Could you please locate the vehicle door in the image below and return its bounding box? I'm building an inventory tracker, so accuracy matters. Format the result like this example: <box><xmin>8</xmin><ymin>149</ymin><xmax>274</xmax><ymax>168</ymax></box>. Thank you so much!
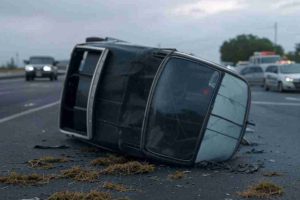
<box><xmin>269</xmin><ymin>66</ymin><xmax>279</xmax><ymax>87</ymax></box>
<box><xmin>253</xmin><ymin>67</ymin><xmax>264</xmax><ymax>85</ymax></box>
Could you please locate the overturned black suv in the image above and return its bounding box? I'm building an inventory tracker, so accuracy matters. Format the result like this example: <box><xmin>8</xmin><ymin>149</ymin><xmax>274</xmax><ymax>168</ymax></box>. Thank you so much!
<box><xmin>60</xmin><ymin>37</ymin><xmax>251</xmax><ymax>166</ymax></box>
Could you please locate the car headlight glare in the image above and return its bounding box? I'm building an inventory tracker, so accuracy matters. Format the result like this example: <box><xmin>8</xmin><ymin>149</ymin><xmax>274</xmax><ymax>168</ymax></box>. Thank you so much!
<box><xmin>285</xmin><ymin>77</ymin><xmax>294</xmax><ymax>82</ymax></box>
<box><xmin>43</xmin><ymin>65</ymin><xmax>52</xmax><ymax>71</ymax></box>
<box><xmin>25</xmin><ymin>65</ymin><xmax>34</xmax><ymax>71</ymax></box>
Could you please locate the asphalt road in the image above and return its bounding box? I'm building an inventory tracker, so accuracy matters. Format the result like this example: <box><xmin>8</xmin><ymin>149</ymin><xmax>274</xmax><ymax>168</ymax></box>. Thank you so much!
<box><xmin>0</xmin><ymin>80</ymin><xmax>300</xmax><ymax>200</ymax></box>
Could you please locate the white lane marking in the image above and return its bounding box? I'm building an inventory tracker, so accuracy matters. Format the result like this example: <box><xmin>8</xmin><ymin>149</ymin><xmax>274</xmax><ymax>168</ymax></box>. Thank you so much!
<box><xmin>24</xmin><ymin>102</ymin><xmax>35</xmax><ymax>107</ymax></box>
<box><xmin>0</xmin><ymin>101</ymin><xmax>60</xmax><ymax>124</ymax></box>
<box><xmin>252</xmin><ymin>101</ymin><xmax>300</xmax><ymax>106</ymax></box>
<box><xmin>286</xmin><ymin>97</ymin><xmax>300</xmax><ymax>102</ymax></box>
<box><xmin>0</xmin><ymin>91</ymin><xmax>12</xmax><ymax>95</ymax></box>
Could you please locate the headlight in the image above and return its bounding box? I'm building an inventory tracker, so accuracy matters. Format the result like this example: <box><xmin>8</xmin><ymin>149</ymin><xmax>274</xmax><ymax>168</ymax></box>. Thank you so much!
<box><xmin>285</xmin><ymin>77</ymin><xmax>294</xmax><ymax>82</ymax></box>
<box><xmin>43</xmin><ymin>65</ymin><xmax>52</xmax><ymax>71</ymax></box>
<box><xmin>25</xmin><ymin>65</ymin><xmax>34</xmax><ymax>71</ymax></box>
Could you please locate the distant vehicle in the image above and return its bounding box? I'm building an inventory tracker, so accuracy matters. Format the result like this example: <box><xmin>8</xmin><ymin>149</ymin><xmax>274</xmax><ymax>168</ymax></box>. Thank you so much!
<box><xmin>249</xmin><ymin>51</ymin><xmax>281</xmax><ymax>71</ymax></box>
<box><xmin>240</xmin><ymin>66</ymin><xmax>264</xmax><ymax>86</ymax></box>
<box><xmin>264</xmin><ymin>64</ymin><xmax>300</xmax><ymax>92</ymax></box>
<box><xmin>59</xmin><ymin>37</ymin><xmax>251</xmax><ymax>166</ymax></box>
<box><xmin>24</xmin><ymin>56</ymin><xmax>58</xmax><ymax>81</ymax></box>
<box><xmin>235</xmin><ymin>61</ymin><xmax>249</xmax><ymax>73</ymax></box>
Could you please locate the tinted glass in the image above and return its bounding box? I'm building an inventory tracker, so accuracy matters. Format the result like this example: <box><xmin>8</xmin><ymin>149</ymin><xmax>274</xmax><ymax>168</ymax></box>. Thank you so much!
<box><xmin>253</xmin><ymin>67</ymin><xmax>263</xmax><ymax>73</ymax></box>
<box><xmin>280</xmin><ymin>64</ymin><xmax>300</xmax><ymax>74</ymax></box>
<box><xmin>145</xmin><ymin>58</ymin><xmax>220</xmax><ymax>161</ymax></box>
<box><xmin>29</xmin><ymin>57</ymin><xmax>54</xmax><ymax>64</ymax></box>
<box><xmin>261</xmin><ymin>56</ymin><xmax>280</xmax><ymax>64</ymax></box>
<box><xmin>196</xmin><ymin>74</ymin><xmax>248</xmax><ymax>162</ymax></box>
<box><xmin>79</xmin><ymin>51</ymin><xmax>101</xmax><ymax>75</ymax></box>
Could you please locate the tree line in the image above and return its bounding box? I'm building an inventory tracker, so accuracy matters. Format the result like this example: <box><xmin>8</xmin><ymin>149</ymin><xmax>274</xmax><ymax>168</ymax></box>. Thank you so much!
<box><xmin>220</xmin><ymin>34</ymin><xmax>300</xmax><ymax>65</ymax></box>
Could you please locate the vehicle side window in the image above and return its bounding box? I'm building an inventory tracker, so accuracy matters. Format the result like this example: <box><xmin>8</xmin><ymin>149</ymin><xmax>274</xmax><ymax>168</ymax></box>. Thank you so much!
<box><xmin>240</xmin><ymin>68</ymin><xmax>249</xmax><ymax>75</ymax></box>
<box><xmin>266</xmin><ymin>66</ymin><xmax>274</xmax><ymax>73</ymax></box>
<box><xmin>254</xmin><ymin>67</ymin><xmax>263</xmax><ymax>73</ymax></box>
<box><xmin>273</xmin><ymin>66</ymin><xmax>278</xmax><ymax>74</ymax></box>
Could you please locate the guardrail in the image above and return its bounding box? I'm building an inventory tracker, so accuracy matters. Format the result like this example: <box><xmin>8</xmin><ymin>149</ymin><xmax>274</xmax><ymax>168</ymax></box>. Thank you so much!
<box><xmin>0</xmin><ymin>70</ymin><xmax>66</xmax><ymax>80</ymax></box>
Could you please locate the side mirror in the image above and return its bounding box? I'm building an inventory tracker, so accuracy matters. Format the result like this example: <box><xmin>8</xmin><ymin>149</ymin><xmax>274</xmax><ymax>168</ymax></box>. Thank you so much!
<box><xmin>24</xmin><ymin>60</ymin><xmax>29</xmax><ymax>64</ymax></box>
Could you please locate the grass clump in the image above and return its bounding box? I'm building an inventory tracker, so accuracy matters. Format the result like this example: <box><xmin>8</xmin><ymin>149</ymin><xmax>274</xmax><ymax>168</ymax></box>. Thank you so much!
<box><xmin>0</xmin><ymin>172</ymin><xmax>55</xmax><ymax>186</ymax></box>
<box><xmin>168</xmin><ymin>171</ymin><xmax>186</xmax><ymax>180</ymax></box>
<box><xmin>101</xmin><ymin>161</ymin><xmax>155</xmax><ymax>175</ymax></box>
<box><xmin>48</xmin><ymin>190</ymin><xmax>112</xmax><ymax>200</ymax></box>
<box><xmin>60</xmin><ymin>166</ymin><xmax>99</xmax><ymax>182</ymax></box>
<box><xmin>238</xmin><ymin>181</ymin><xmax>283</xmax><ymax>198</ymax></box>
<box><xmin>91</xmin><ymin>154</ymin><xmax>128</xmax><ymax>166</ymax></box>
<box><xmin>263</xmin><ymin>172</ymin><xmax>282</xmax><ymax>177</ymax></box>
<box><xmin>28</xmin><ymin>156</ymin><xmax>69</xmax><ymax>169</ymax></box>
<box><xmin>103</xmin><ymin>182</ymin><xmax>128</xmax><ymax>192</ymax></box>
<box><xmin>80</xmin><ymin>147</ymin><xmax>100</xmax><ymax>153</ymax></box>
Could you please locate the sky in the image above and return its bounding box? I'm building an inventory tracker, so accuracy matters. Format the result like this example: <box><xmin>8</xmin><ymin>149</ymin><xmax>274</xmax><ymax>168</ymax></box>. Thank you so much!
<box><xmin>1</xmin><ymin>0</ymin><xmax>300</xmax><ymax>66</ymax></box>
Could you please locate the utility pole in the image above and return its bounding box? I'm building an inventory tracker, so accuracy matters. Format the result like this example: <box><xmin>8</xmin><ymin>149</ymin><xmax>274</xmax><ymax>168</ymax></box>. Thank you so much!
<box><xmin>274</xmin><ymin>22</ymin><xmax>278</xmax><ymax>46</ymax></box>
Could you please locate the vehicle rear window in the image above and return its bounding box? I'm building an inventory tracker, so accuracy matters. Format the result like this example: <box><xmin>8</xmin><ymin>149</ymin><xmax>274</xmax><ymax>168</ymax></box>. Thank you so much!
<box><xmin>280</xmin><ymin>64</ymin><xmax>300</xmax><ymax>74</ymax></box>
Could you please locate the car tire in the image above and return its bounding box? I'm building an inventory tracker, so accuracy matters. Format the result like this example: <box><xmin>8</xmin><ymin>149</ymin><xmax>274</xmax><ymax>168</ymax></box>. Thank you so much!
<box><xmin>25</xmin><ymin>76</ymin><xmax>30</xmax><ymax>81</ymax></box>
<box><xmin>278</xmin><ymin>82</ymin><xmax>284</xmax><ymax>93</ymax></box>
<box><xmin>264</xmin><ymin>82</ymin><xmax>269</xmax><ymax>91</ymax></box>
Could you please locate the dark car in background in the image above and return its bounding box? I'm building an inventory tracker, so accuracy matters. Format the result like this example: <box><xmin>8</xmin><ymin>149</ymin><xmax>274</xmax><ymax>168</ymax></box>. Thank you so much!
<box><xmin>240</xmin><ymin>66</ymin><xmax>264</xmax><ymax>86</ymax></box>
<box><xmin>24</xmin><ymin>56</ymin><xmax>58</xmax><ymax>81</ymax></box>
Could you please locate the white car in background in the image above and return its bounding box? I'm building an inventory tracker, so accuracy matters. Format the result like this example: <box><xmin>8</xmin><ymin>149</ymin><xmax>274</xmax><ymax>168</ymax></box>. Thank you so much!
<box><xmin>264</xmin><ymin>64</ymin><xmax>300</xmax><ymax>92</ymax></box>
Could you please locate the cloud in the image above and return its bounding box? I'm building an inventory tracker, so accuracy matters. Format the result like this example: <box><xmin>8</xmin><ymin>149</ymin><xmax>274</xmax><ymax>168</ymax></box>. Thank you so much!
<box><xmin>170</xmin><ymin>0</ymin><xmax>246</xmax><ymax>18</ymax></box>
<box><xmin>272</xmin><ymin>0</ymin><xmax>300</xmax><ymax>14</ymax></box>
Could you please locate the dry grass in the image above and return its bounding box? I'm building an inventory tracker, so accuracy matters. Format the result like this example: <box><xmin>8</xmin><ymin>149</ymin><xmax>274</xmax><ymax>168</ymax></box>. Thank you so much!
<box><xmin>168</xmin><ymin>171</ymin><xmax>186</xmax><ymax>180</ymax></box>
<box><xmin>60</xmin><ymin>166</ymin><xmax>99</xmax><ymax>182</ymax></box>
<box><xmin>101</xmin><ymin>161</ymin><xmax>155</xmax><ymax>175</ymax></box>
<box><xmin>28</xmin><ymin>156</ymin><xmax>69</xmax><ymax>169</ymax></box>
<box><xmin>91</xmin><ymin>154</ymin><xmax>128</xmax><ymax>166</ymax></box>
<box><xmin>238</xmin><ymin>181</ymin><xmax>283</xmax><ymax>198</ymax></box>
<box><xmin>0</xmin><ymin>172</ymin><xmax>55</xmax><ymax>186</ymax></box>
<box><xmin>80</xmin><ymin>147</ymin><xmax>100</xmax><ymax>153</ymax></box>
<box><xmin>103</xmin><ymin>182</ymin><xmax>128</xmax><ymax>192</ymax></box>
<box><xmin>48</xmin><ymin>190</ymin><xmax>112</xmax><ymax>200</ymax></box>
<box><xmin>263</xmin><ymin>172</ymin><xmax>282</xmax><ymax>177</ymax></box>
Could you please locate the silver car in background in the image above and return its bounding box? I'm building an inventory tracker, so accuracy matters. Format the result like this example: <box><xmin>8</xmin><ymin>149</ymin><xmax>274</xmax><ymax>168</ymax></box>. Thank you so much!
<box><xmin>240</xmin><ymin>66</ymin><xmax>264</xmax><ymax>86</ymax></box>
<box><xmin>264</xmin><ymin>64</ymin><xmax>300</xmax><ymax>92</ymax></box>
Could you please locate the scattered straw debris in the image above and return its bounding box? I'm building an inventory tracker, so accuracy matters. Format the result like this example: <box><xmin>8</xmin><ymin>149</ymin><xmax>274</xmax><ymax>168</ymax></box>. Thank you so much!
<box><xmin>168</xmin><ymin>171</ymin><xmax>186</xmax><ymax>180</ymax></box>
<box><xmin>60</xmin><ymin>166</ymin><xmax>99</xmax><ymax>182</ymax></box>
<box><xmin>0</xmin><ymin>172</ymin><xmax>55</xmax><ymax>186</ymax></box>
<box><xmin>238</xmin><ymin>181</ymin><xmax>283</xmax><ymax>198</ymax></box>
<box><xmin>48</xmin><ymin>190</ymin><xmax>112</xmax><ymax>200</ymax></box>
<box><xmin>80</xmin><ymin>147</ymin><xmax>100</xmax><ymax>153</ymax></box>
<box><xmin>263</xmin><ymin>172</ymin><xmax>282</xmax><ymax>177</ymax></box>
<box><xmin>101</xmin><ymin>161</ymin><xmax>155</xmax><ymax>175</ymax></box>
<box><xmin>91</xmin><ymin>154</ymin><xmax>128</xmax><ymax>166</ymax></box>
<box><xmin>103</xmin><ymin>182</ymin><xmax>128</xmax><ymax>192</ymax></box>
<box><xmin>28</xmin><ymin>156</ymin><xmax>69</xmax><ymax>169</ymax></box>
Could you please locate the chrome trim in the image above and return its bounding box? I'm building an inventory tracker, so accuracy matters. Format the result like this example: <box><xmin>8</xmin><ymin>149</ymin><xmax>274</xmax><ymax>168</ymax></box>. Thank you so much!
<box><xmin>86</xmin><ymin>48</ymin><xmax>109</xmax><ymax>139</ymax></box>
<box><xmin>59</xmin><ymin>45</ymin><xmax>108</xmax><ymax>140</ymax></box>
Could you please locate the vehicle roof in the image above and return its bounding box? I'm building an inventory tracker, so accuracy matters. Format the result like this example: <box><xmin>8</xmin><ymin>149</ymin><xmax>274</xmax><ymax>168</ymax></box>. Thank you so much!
<box><xmin>76</xmin><ymin>39</ymin><xmax>243</xmax><ymax>79</ymax></box>
<box><xmin>29</xmin><ymin>56</ymin><xmax>55</xmax><ymax>59</ymax></box>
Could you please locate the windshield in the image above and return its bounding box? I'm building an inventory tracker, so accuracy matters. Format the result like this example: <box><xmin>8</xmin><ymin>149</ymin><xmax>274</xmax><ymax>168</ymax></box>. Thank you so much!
<box><xmin>280</xmin><ymin>64</ymin><xmax>300</xmax><ymax>74</ymax></box>
<box><xmin>261</xmin><ymin>56</ymin><xmax>281</xmax><ymax>64</ymax></box>
<box><xmin>29</xmin><ymin>57</ymin><xmax>54</xmax><ymax>64</ymax></box>
<box><xmin>145</xmin><ymin>57</ymin><xmax>220</xmax><ymax>161</ymax></box>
